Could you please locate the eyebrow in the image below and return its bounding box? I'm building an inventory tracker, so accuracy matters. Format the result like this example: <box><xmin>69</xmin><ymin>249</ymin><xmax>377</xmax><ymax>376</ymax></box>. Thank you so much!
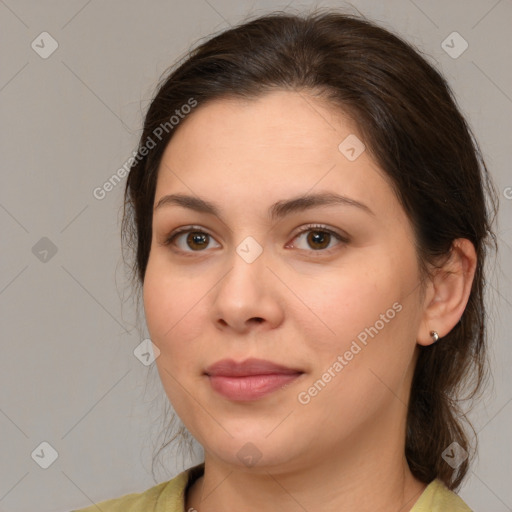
<box><xmin>153</xmin><ymin>191</ymin><xmax>375</xmax><ymax>221</ymax></box>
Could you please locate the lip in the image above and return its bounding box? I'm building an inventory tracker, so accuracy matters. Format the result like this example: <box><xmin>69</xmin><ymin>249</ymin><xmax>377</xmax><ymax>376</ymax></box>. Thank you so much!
<box><xmin>204</xmin><ymin>358</ymin><xmax>304</xmax><ymax>401</ymax></box>
<box><xmin>204</xmin><ymin>357</ymin><xmax>302</xmax><ymax>377</ymax></box>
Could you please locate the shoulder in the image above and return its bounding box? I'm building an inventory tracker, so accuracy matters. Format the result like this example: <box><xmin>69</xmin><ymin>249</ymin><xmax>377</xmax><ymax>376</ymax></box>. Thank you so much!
<box><xmin>71</xmin><ymin>463</ymin><xmax>205</xmax><ymax>512</ymax></box>
<box><xmin>411</xmin><ymin>479</ymin><xmax>472</xmax><ymax>512</ymax></box>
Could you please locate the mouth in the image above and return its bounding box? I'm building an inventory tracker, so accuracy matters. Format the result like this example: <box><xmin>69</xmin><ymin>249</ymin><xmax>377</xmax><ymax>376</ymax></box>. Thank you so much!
<box><xmin>204</xmin><ymin>358</ymin><xmax>305</xmax><ymax>401</ymax></box>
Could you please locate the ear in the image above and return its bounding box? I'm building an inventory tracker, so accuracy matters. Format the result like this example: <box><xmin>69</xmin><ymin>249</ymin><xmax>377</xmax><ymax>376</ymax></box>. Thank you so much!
<box><xmin>417</xmin><ymin>238</ymin><xmax>477</xmax><ymax>346</ymax></box>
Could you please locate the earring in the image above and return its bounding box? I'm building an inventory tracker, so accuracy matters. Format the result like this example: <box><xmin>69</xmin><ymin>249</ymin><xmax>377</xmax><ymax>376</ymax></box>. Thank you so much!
<box><xmin>430</xmin><ymin>330</ymin><xmax>439</xmax><ymax>342</ymax></box>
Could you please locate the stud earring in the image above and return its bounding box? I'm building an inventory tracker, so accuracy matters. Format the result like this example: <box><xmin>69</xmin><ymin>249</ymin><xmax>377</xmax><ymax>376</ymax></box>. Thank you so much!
<box><xmin>430</xmin><ymin>330</ymin><xmax>439</xmax><ymax>342</ymax></box>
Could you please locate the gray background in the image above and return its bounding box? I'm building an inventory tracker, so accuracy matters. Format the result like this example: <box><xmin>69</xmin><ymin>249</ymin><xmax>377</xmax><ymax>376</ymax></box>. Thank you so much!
<box><xmin>1</xmin><ymin>1</ymin><xmax>511</xmax><ymax>511</ymax></box>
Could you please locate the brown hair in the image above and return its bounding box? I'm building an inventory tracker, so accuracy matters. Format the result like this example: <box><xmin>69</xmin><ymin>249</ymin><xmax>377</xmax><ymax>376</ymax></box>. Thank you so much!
<box><xmin>121</xmin><ymin>9</ymin><xmax>499</xmax><ymax>490</ymax></box>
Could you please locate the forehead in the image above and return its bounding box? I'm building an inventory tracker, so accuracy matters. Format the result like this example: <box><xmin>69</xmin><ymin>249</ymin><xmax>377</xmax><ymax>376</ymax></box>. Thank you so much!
<box><xmin>154</xmin><ymin>90</ymin><xmax>399</xmax><ymax>222</ymax></box>
<box><xmin>163</xmin><ymin>90</ymin><xmax>359</xmax><ymax>160</ymax></box>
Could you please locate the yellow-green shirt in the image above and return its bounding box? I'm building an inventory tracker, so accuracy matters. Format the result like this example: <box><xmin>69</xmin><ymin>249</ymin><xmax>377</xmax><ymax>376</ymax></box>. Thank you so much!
<box><xmin>72</xmin><ymin>462</ymin><xmax>472</xmax><ymax>511</ymax></box>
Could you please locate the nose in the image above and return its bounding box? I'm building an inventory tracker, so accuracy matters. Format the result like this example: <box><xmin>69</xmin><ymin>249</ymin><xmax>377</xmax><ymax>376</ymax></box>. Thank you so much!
<box><xmin>210</xmin><ymin>246</ymin><xmax>285</xmax><ymax>334</ymax></box>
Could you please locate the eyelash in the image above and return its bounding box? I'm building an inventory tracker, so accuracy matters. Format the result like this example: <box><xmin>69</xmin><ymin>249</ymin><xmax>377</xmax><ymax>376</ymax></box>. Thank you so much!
<box><xmin>161</xmin><ymin>224</ymin><xmax>349</xmax><ymax>257</ymax></box>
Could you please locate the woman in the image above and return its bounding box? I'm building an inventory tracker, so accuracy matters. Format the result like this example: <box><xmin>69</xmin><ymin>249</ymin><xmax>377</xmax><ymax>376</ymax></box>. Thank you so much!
<box><xmin>74</xmin><ymin>9</ymin><xmax>498</xmax><ymax>512</ymax></box>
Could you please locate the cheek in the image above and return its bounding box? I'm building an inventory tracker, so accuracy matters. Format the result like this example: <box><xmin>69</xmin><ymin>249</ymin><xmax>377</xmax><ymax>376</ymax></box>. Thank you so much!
<box><xmin>296</xmin><ymin>259</ymin><xmax>403</xmax><ymax>347</ymax></box>
<box><xmin>293</xmin><ymin>270</ymin><xmax>418</xmax><ymax>434</ymax></box>
<box><xmin>143</xmin><ymin>262</ymin><xmax>207</xmax><ymax>416</ymax></box>
<box><xmin>296</xmin><ymin>250</ymin><xmax>421</xmax><ymax>394</ymax></box>
<box><xmin>143</xmin><ymin>257</ymin><xmax>205</xmax><ymax>360</ymax></box>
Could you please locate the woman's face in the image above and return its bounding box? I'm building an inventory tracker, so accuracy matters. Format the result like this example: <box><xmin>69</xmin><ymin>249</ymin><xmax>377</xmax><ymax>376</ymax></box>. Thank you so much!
<box><xmin>143</xmin><ymin>90</ymin><xmax>428</xmax><ymax>471</ymax></box>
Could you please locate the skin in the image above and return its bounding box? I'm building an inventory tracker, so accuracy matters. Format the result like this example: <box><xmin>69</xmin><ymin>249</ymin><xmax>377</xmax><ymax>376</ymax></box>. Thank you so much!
<box><xmin>142</xmin><ymin>90</ymin><xmax>477</xmax><ymax>511</ymax></box>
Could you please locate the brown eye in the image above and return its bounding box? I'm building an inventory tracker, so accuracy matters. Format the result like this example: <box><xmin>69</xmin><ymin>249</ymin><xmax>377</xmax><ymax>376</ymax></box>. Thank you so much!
<box><xmin>163</xmin><ymin>227</ymin><xmax>221</xmax><ymax>252</ymax></box>
<box><xmin>305</xmin><ymin>230</ymin><xmax>332</xmax><ymax>250</ymax></box>
<box><xmin>185</xmin><ymin>231</ymin><xmax>209</xmax><ymax>250</ymax></box>
<box><xmin>288</xmin><ymin>224</ymin><xmax>349</xmax><ymax>254</ymax></box>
